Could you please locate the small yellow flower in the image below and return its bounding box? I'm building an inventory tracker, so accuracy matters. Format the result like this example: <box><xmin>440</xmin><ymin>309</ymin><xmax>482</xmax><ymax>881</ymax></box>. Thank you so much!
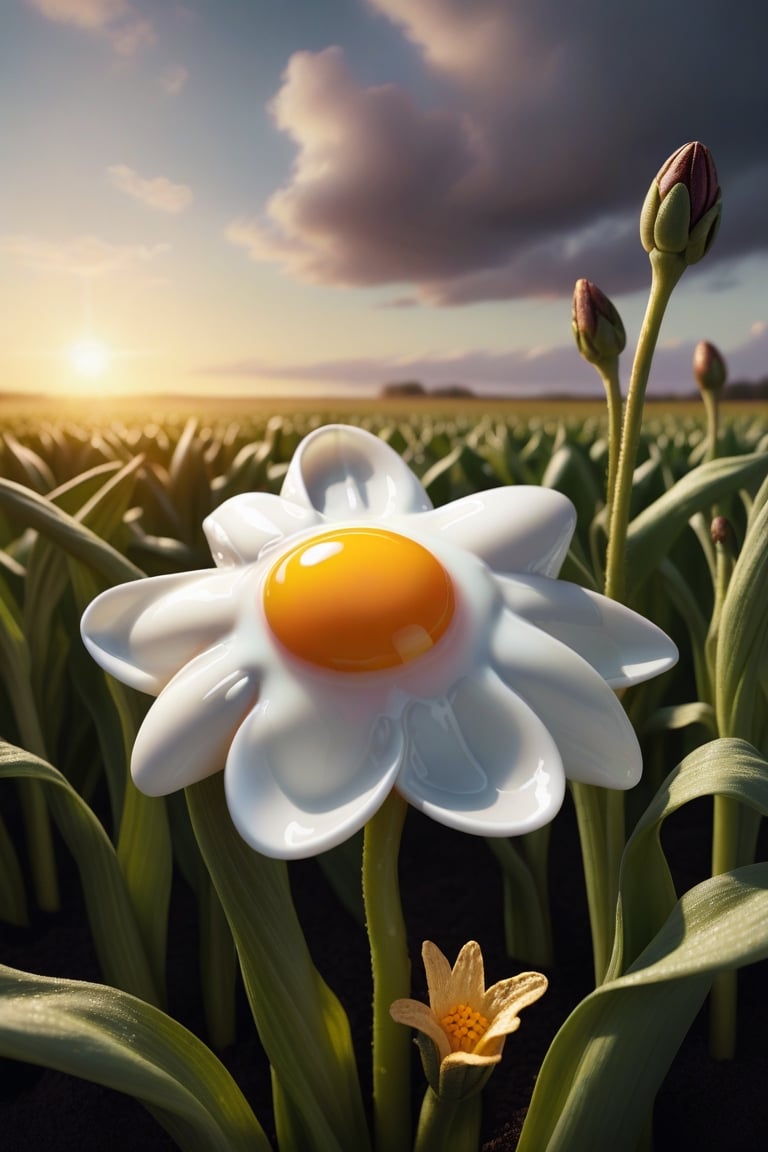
<box><xmin>390</xmin><ymin>940</ymin><xmax>547</xmax><ymax>1099</ymax></box>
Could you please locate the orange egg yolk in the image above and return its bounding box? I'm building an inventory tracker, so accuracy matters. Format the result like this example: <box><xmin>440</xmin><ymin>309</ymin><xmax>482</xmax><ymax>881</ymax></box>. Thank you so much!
<box><xmin>263</xmin><ymin>527</ymin><xmax>455</xmax><ymax>672</ymax></box>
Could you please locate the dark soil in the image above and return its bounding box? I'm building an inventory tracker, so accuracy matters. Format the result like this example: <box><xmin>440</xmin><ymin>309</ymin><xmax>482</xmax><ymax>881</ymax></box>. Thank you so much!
<box><xmin>1</xmin><ymin>792</ymin><xmax>767</xmax><ymax>1151</ymax></box>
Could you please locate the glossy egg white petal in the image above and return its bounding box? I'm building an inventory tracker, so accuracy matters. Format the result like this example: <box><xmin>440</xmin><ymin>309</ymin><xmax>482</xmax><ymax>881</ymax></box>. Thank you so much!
<box><xmin>416</xmin><ymin>487</ymin><xmax>577</xmax><ymax>578</ymax></box>
<box><xmin>203</xmin><ymin>493</ymin><xmax>319</xmax><ymax>567</ymax></box>
<box><xmin>281</xmin><ymin>424</ymin><xmax>433</xmax><ymax>520</ymax></box>
<box><xmin>498</xmin><ymin>573</ymin><xmax>679</xmax><ymax>686</ymax></box>
<box><xmin>491</xmin><ymin>610</ymin><xmax>642</xmax><ymax>788</ymax></box>
<box><xmin>397</xmin><ymin>670</ymin><xmax>566</xmax><ymax>837</ymax></box>
<box><xmin>131</xmin><ymin>641</ymin><xmax>261</xmax><ymax>794</ymax></box>
<box><xmin>80</xmin><ymin>566</ymin><xmax>249</xmax><ymax>695</ymax></box>
<box><xmin>224</xmin><ymin>678</ymin><xmax>403</xmax><ymax>859</ymax></box>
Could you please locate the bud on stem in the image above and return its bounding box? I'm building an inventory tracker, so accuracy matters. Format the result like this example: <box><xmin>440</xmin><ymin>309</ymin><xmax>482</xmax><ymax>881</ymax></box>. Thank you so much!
<box><xmin>640</xmin><ymin>141</ymin><xmax>722</xmax><ymax>265</ymax></box>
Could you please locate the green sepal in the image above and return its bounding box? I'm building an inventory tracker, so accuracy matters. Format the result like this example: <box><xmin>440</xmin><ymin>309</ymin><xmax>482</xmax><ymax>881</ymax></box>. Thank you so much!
<box><xmin>414</xmin><ymin>1032</ymin><xmax>496</xmax><ymax>1104</ymax></box>
<box><xmin>653</xmin><ymin>182</ymin><xmax>691</xmax><ymax>254</ymax></box>
<box><xmin>639</xmin><ymin>181</ymin><xmax>660</xmax><ymax>252</ymax></box>
<box><xmin>686</xmin><ymin>194</ymin><xmax>723</xmax><ymax>264</ymax></box>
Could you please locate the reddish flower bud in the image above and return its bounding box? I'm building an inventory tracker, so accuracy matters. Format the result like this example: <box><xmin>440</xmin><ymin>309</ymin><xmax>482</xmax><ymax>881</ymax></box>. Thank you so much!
<box><xmin>571</xmin><ymin>278</ymin><xmax>626</xmax><ymax>367</ymax></box>
<box><xmin>640</xmin><ymin>141</ymin><xmax>722</xmax><ymax>264</ymax></box>
<box><xmin>693</xmin><ymin>340</ymin><xmax>727</xmax><ymax>393</ymax></box>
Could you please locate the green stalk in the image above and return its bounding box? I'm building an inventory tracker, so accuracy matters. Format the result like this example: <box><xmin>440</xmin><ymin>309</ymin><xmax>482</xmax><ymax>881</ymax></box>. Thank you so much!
<box><xmin>569</xmin><ymin>780</ymin><xmax>612</xmax><ymax>984</ymax></box>
<box><xmin>604</xmin><ymin>250</ymin><xmax>686</xmax><ymax>605</ymax></box>
<box><xmin>709</xmin><ymin>794</ymin><xmax>740</xmax><ymax>1059</ymax></box>
<box><xmin>362</xmin><ymin>789</ymin><xmax>411</xmax><ymax>1152</ymax></box>
<box><xmin>597</xmin><ymin>359</ymin><xmax>623</xmax><ymax>521</ymax></box>
<box><xmin>199</xmin><ymin>874</ymin><xmax>237</xmax><ymax>1050</ymax></box>
<box><xmin>486</xmin><ymin>836</ymin><xmax>552</xmax><ymax>966</ymax></box>
<box><xmin>701</xmin><ymin>388</ymin><xmax>720</xmax><ymax>463</ymax></box>
<box><xmin>573</xmin><ymin>249</ymin><xmax>686</xmax><ymax>985</ymax></box>
<box><xmin>413</xmin><ymin>1089</ymin><xmax>481</xmax><ymax>1152</ymax></box>
<box><xmin>7</xmin><ymin>676</ymin><xmax>59</xmax><ymax>911</ymax></box>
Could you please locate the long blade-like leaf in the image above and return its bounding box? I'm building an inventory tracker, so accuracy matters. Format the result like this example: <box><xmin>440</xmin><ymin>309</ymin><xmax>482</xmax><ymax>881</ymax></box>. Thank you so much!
<box><xmin>0</xmin><ymin>963</ymin><xmax>271</xmax><ymax>1152</ymax></box>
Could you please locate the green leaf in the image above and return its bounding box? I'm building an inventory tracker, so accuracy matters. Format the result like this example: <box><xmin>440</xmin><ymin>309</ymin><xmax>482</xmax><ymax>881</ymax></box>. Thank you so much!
<box><xmin>624</xmin><ymin>452</ymin><xmax>768</xmax><ymax>594</ymax></box>
<box><xmin>517</xmin><ymin>739</ymin><xmax>768</xmax><ymax>1151</ymax></box>
<box><xmin>0</xmin><ymin>963</ymin><xmax>271</xmax><ymax>1152</ymax></box>
<box><xmin>517</xmin><ymin>864</ymin><xmax>768</xmax><ymax>1152</ymax></box>
<box><xmin>0</xmin><ymin>740</ymin><xmax>160</xmax><ymax>1005</ymax></box>
<box><xmin>186</xmin><ymin>773</ymin><xmax>371</xmax><ymax>1152</ymax></box>
<box><xmin>612</xmin><ymin>738</ymin><xmax>768</xmax><ymax>976</ymax></box>
<box><xmin>0</xmin><ymin>477</ymin><xmax>143</xmax><ymax>587</ymax></box>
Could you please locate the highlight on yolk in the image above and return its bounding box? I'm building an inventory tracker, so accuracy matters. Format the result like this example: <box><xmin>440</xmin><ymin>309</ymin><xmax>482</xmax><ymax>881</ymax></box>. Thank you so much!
<box><xmin>263</xmin><ymin>527</ymin><xmax>455</xmax><ymax>672</ymax></box>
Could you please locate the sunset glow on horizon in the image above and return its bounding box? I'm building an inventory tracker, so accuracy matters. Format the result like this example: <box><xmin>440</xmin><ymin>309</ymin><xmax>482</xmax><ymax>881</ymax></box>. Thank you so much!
<box><xmin>2</xmin><ymin>1</ymin><xmax>766</xmax><ymax>402</ymax></box>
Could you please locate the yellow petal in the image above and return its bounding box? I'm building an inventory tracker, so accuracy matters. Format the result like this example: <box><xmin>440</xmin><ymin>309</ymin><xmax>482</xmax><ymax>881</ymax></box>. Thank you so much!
<box><xmin>482</xmin><ymin>971</ymin><xmax>548</xmax><ymax>1020</ymax></box>
<box><xmin>389</xmin><ymin>997</ymin><xmax>451</xmax><ymax>1063</ymax></box>
<box><xmin>421</xmin><ymin>941</ymin><xmax>454</xmax><ymax>1018</ymax></box>
<box><xmin>449</xmin><ymin>940</ymin><xmax>486</xmax><ymax>1009</ymax></box>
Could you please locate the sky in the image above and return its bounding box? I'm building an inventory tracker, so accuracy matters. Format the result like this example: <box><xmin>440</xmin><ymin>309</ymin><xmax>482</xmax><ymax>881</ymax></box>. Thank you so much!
<box><xmin>1</xmin><ymin>0</ymin><xmax>767</xmax><ymax>400</ymax></box>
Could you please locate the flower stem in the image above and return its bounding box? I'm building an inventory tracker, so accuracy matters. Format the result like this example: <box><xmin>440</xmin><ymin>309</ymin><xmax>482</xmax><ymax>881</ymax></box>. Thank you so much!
<box><xmin>9</xmin><ymin>676</ymin><xmax>59</xmax><ymax>911</ymax></box>
<box><xmin>413</xmin><ymin>1088</ymin><xmax>481</xmax><ymax>1152</ymax></box>
<box><xmin>709</xmin><ymin>794</ymin><xmax>740</xmax><ymax>1059</ymax></box>
<box><xmin>576</xmin><ymin>250</ymin><xmax>685</xmax><ymax>985</ymax></box>
<box><xmin>199</xmin><ymin>873</ymin><xmax>237</xmax><ymax>1050</ymax></box>
<box><xmin>486</xmin><ymin>836</ymin><xmax>553</xmax><ymax>966</ymax></box>
<box><xmin>569</xmin><ymin>780</ymin><xmax>612</xmax><ymax>984</ymax></box>
<box><xmin>598</xmin><ymin>359</ymin><xmax>623</xmax><ymax>521</ymax></box>
<box><xmin>604</xmin><ymin>250</ymin><xmax>685</xmax><ymax>604</ymax></box>
<box><xmin>701</xmin><ymin>388</ymin><xmax>720</xmax><ymax>463</ymax></box>
<box><xmin>362</xmin><ymin>789</ymin><xmax>411</xmax><ymax>1152</ymax></box>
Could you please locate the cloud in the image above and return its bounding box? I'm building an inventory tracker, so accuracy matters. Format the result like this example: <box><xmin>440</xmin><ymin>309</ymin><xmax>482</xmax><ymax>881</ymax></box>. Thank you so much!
<box><xmin>196</xmin><ymin>344</ymin><xmax>628</xmax><ymax>397</ymax></box>
<box><xmin>26</xmin><ymin>0</ymin><xmax>154</xmax><ymax>56</ymax></box>
<box><xmin>107</xmin><ymin>165</ymin><xmax>193</xmax><ymax>214</ymax></box>
<box><xmin>160</xmin><ymin>64</ymin><xmax>188</xmax><ymax>96</ymax></box>
<box><xmin>202</xmin><ymin>320</ymin><xmax>768</xmax><ymax>397</ymax></box>
<box><xmin>0</xmin><ymin>232</ymin><xmax>169</xmax><ymax>277</ymax></box>
<box><xmin>230</xmin><ymin>0</ymin><xmax>768</xmax><ymax>305</ymax></box>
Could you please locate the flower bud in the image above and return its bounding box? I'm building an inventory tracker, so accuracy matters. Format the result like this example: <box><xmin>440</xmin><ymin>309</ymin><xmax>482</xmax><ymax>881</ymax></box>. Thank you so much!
<box><xmin>571</xmin><ymin>278</ymin><xmax>626</xmax><ymax>367</ymax></box>
<box><xmin>710</xmin><ymin>515</ymin><xmax>735</xmax><ymax>549</ymax></box>
<box><xmin>640</xmin><ymin>142</ymin><xmax>722</xmax><ymax>264</ymax></box>
<box><xmin>693</xmin><ymin>340</ymin><xmax>727</xmax><ymax>393</ymax></box>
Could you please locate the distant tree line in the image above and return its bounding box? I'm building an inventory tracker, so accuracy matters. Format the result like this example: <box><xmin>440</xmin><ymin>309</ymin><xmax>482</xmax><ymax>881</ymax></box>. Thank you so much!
<box><xmin>380</xmin><ymin>377</ymin><xmax>768</xmax><ymax>401</ymax></box>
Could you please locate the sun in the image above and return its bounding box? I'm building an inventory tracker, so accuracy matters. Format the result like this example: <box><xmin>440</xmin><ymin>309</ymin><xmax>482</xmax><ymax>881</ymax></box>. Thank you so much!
<box><xmin>69</xmin><ymin>339</ymin><xmax>112</xmax><ymax>380</ymax></box>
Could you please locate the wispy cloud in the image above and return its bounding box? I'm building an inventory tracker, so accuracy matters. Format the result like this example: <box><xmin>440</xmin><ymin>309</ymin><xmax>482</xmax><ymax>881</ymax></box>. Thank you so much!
<box><xmin>0</xmin><ymin>232</ymin><xmax>169</xmax><ymax>277</ymax></box>
<box><xmin>26</xmin><ymin>0</ymin><xmax>154</xmax><ymax>56</ymax></box>
<box><xmin>107</xmin><ymin>165</ymin><xmax>193</xmax><ymax>214</ymax></box>
<box><xmin>201</xmin><ymin>328</ymin><xmax>768</xmax><ymax>396</ymax></box>
<box><xmin>160</xmin><ymin>64</ymin><xmax>188</xmax><ymax>96</ymax></box>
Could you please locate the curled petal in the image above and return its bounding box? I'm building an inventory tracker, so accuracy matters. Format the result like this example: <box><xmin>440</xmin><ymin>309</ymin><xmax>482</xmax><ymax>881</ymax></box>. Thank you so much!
<box><xmin>417</xmin><ymin>487</ymin><xmax>576</xmax><ymax>577</ymax></box>
<box><xmin>224</xmin><ymin>682</ymin><xmax>403</xmax><ymax>859</ymax></box>
<box><xmin>491</xmin><ymin>611</ymin><xmax>642</xmax><ymax>788</ymax></box>
<box><xmin>389</xmin><ymin>998</ymin><xmax>451</xmax><ymax>1063</ymax></box>
<box><xmin>80</xmin><ymin>567</ymin><xmax>250</xmax><ymax>695</ymax></box>
<box><xmin>280</xmin><ymin>424</ymin><xmax>432</xmax><ymax>519</ymax></box>
<box><xmin>498</xmin><ymin>573</ymin><xmax>678</xmax><ymax>687</ymax></box>
<box><xmin>478</xmin><ymin>972</ymin><xmax>549</xmax><ymax>1054</ymax></box>
<box><xmin>203</xmin><ymin>493</ymin><xmax>318</xmax><ymax>567</ymax></box>
<box><xmin>131</xmin><ymin>642</ymin><xmax>261</xmax><ymax>794</ymax></box>
<box><xmin>397</xmin><ymin>671</ymin><xmax>565</xmax><ymax>838</ymax></box>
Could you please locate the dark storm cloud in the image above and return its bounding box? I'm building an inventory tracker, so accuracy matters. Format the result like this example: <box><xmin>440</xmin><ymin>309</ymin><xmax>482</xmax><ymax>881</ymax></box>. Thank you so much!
<box><xmin>228</xmin><ymin>0</ymin><xmax>768</xmax><ymax>305</ymax></box>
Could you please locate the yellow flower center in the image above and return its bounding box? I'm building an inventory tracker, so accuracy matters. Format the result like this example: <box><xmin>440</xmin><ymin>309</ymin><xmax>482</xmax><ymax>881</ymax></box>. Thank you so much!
<box><xmin>263</xmin><ymin>527</ymin><xmax>455</xmax><ymax>672</ymax></box>
<box><xmin>440</xmin><ymin>1003</ymin><xmax>489</xmax><ymax>1053</ymax></box>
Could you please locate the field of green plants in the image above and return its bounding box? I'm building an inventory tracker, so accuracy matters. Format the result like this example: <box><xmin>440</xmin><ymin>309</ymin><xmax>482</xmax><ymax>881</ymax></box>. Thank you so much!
<box><xmin>1</xmin><ymin>392</ymin><xmax>767</xmax><ymax>1151</ymax></box>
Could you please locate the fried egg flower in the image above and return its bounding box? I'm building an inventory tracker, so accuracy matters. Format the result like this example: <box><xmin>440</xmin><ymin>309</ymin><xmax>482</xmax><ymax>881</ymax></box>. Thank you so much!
<box><xmin>80</xmin><ymin>424</ymin><xmax>677</xmax><ymax>859</ymax></box>
<box><xmin>390</xmin><ymin>940</ymin><xmax>547</xmax><ymax>1099</ymax></box>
